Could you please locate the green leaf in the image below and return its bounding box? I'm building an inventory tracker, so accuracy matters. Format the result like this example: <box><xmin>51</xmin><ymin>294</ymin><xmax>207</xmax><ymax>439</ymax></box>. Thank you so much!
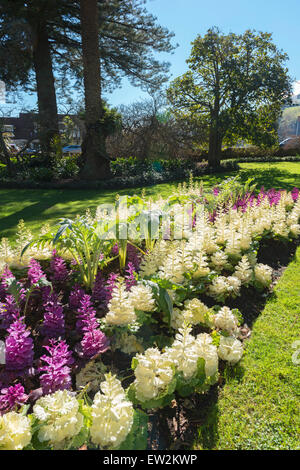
<box><xmin>117</xmin><ymin>410</ymin><xmax>148</xmax><ymax>450</ymax></box>
<box><xmin>31</xmin><ymin>431</ymin><xmax>51</xmax><ymax>450</ymax></box>
<box><xmin>67</xmin><ymin>426</ymin><xmax>89</xmax><ymax>450</ymax></box>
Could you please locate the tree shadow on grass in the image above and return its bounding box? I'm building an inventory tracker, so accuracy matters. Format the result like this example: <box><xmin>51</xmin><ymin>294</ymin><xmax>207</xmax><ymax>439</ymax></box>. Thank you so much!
<box><xmin>238</xmin><ymin>167</ymin><xmax>300</xmax><ymax>191</ymax></box>
<box><xmin>0</xmin><ymin>186</ymin><xmax>147</xmax><ymax>239</ymax></box>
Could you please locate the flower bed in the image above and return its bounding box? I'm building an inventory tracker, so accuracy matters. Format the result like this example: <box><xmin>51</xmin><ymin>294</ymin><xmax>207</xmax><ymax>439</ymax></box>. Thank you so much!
<box><xmin>0</xmin><ymin>177</ymin><xmax>299</xmax><ymax>450</ymax></box>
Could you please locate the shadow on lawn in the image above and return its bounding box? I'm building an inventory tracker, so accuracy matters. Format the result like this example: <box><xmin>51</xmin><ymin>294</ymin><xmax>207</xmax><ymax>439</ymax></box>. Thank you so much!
<box><xmin>238</xmin><ymin>167</ymin><xmax>300</xmax><ymax>190</ymax></box>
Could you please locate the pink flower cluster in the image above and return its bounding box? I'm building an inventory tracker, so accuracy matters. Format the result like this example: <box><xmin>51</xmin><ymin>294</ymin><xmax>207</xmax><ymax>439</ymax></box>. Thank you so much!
<box><xmin>39</xmin><ymin>339</ymin><xmax>73</xmax><ymax>394</ymax></box>
<box><xmin>76</xmin><ymin>294</ymin><xmax>109</xmax><ymax>359</ymax></box>
<box><xmin>0</xmin><ymin>383</ymin><xmax>28</xmax><ymax>414</ymax></box>
<box><xmin>5</xmin><ymin>318</ymin><xmax>34</xmax><ymax>371</ymax></box>
<box><xmin>42</xmin><ymin>293</ymin><xmax>65</xmax><ymax>338</ymax></box>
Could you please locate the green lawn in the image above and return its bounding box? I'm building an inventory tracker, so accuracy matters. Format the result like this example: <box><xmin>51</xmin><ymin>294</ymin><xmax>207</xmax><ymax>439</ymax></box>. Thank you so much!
<box><xmin>194</xmin><ymin>245</ymin><xmax>300</xmax><ymax>450</ymax></box>
<box><xmin>1</xmin><ymin>161</ymin><xmax>300</xmax><ymax>240</ymax></box>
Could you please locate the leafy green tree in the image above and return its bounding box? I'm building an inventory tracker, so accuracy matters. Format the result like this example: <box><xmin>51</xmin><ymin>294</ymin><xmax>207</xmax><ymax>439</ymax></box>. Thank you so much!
<box><xmin>167</xmin><ymin>28</ymin><xmax>292</xmax><ymax>167</ymax></box>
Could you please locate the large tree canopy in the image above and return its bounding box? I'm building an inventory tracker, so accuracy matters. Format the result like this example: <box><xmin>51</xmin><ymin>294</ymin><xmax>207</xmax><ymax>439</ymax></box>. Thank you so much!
<box><xmin>167</xmin><ymin>28</ymin><xmax>292</xmax><ymax>167</ymax></box>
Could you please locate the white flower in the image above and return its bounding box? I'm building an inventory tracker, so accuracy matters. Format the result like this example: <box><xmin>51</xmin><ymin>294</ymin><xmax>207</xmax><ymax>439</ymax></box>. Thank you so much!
<box><xmin>191</xmin><ymin>252</ymin><xmax>210</xmax><ymax>278</ymax></box>
<box><xmin>218</xmin><ymin>336</ymin><xmax>243</xmax><ymax>364</ymax></box>
<box><xmin>33</xmin><ymin>390</ymin><xmax>83</xmax><ymax>448</ymax></box>
<box><xmin>254</xmin><ymin>264</ymin><xmax>272</xmax><ymax>287</ymax></box>
<box><xmin>209</xmin><ymin>276</ymin><xmax>229</xmax><ymax>299</ymax></box>
<box><xmin>0</xmin><ymin>412</ymin><xmax>31</xmax><ymax>450</ymax></box>
<box><xmin>159</xmin><ymin>250</ymin><xmax>186</xmax><ymax>284</ymax></box>
<box><xmin>183</xmin><ymin>298</ymin><xmax>211</xmax><ymax>326</ymax></box>
<box><xmin>170</xmin><ymin>307</ymin><xmax>185</xmax><ymax>329</ymax></box>
<box><xmin>90</xmin><ymin>374</ymin><xmax>133</xmax><ymax>449</ymax></box>
<box><xmin>214</xmin><ymin>306</ymin><xmax>238</xmax><ymax>333</ymax></box>
<box><xmin>209</xmin><ymin>276</ymin><xmax>241</xmax><ymax>299</ymax></box>
<box><xmin>133</xmin><ymin>348</ymin><xmax>175</xmax><ymax>402</ymax></box>
<box><xmin>210</xmin><ymin>250</ymin><xmax>229</xmax><ymax>271</ymax></box>
<box><xmin>273</xmin><ymin>222</ymin><xmax>290</xmax><ymax>238</ymax></box>
<box><xmin>105</xmin><ymin>281</ymin><xmax>136</xmax><ymax>325</ymax></box>
<box><xmin>289</xmin><ymin>224</ymin><xmax>300</xmax><ymax>236</ymax></box>
<box><xmin>234</xmin><ymin>256</ymin><xmax>252</xmax><ymax>284</ymax></box>
<box><xmin>195</xmin><ymin>333</ymin><xmax>219</xmax><ymax>378</ymax></box>
<box><xmin>166</xmin><ymin>326</ymin><xmax>199</xmax><ymax>380</ymax></box>
<box><xmin>227</xmin><ymin>276</ymin><xmax>241</xmax><ymax>295</ymax></box>
<box><xmin>139</xmin><ymin>241</ymin><xmax>171</xmax><ymax>278</ymax></box>
<box><xmin>129</xmin><ymin>283</ymin><xmax>156</xmax><ymax>311</ymax></box>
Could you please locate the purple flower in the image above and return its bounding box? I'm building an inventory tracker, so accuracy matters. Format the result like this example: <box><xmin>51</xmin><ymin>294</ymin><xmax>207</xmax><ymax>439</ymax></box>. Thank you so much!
<box><xmin>125</xmin><ymin>262</ymin><xmax>137</xmax><ymax>290</ymax></box>
<box><xmin>127</xmin><ymin>244</ymin><xmax>141</xmax><ymax>270</ymax></box>
<box><xmin>69</xmin><ymin>284</ymin><xmax>86</xmax><ymax>310</ymax></box>
<box><xmin>92</xmin><ymin>271</ymin><xmax>107</xmax><ymax>304</ymax></box>
<box><xmin>80</xmin><ymin>327</ymin><xmax>110</xmax><ymax>359</ymax></box>
<box><xmin>27</xmin><ymin>259</ymin><xmax>46</xmax><ymax>285</ymax></box>
<box><xmin>0</xmin><ymin>383</ymin><xmax>28</xmax><ymax>414</ymax></box>
<box><xmin>105</xmin><ymin>272</ymin><xmax>119</xmax><ymax>302</ymax></box>
<box><xmin>50</xmin><ymin>252</ymin><xmax>69</xmax><ymax>284</ymax></box>
<box><xmin>291</xmin><ymin>187</ymin><xmax>299</xmax><ymax>202</ymax></box>
<box><xmin>0</xmin><ymin>295</ymin><xmax>20</xmax><ymax>330</ymax></box>
<box><xmin>76</xmin><ymin>294</ymin><xmax>98</xmax><ymax>334</ymax></box>
<box><xmin>42</xmin><ymin>293</ymin><xmax>65</xmax><ymax>338</ymax></box>
<box><xmin>5</xmin><ymin>318</ymin><xmax>34</xmax><ymax>371</ymax></box>
<box><xmin>39</xmin><ymin>339</ymin><xmax>73</xmax><ymax>395</ymax></box>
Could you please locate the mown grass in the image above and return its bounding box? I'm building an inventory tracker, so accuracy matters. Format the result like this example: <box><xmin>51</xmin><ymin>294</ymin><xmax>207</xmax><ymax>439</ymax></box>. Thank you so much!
<box><xmin>1</xmin><ymin>161</ymin><xmax>300</xmax><ymax>240</ymax></box>
<box><xmin>194</xmin><ymin>246</ymin><xmax>300</xmax><ymax>450</ymax></box>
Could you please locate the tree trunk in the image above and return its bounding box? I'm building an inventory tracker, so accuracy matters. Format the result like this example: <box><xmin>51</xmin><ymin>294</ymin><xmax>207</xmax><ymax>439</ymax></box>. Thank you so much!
<box><xmin>31</xmin><ymin>22</ymin><xmax>59</xmax><ymax>160</ymax></box>
<box><xmin>208</xmin><ymin>114</ymin><xmax>222</xmax><ymax>168</ymax></box>
<box><xmin>0</xmin><ymin>128</ymin><xmax>13</xmax><ymax>177</ymax></box>
<box><xmin>79</xmin><ymin>0</ymin><xmax>111</xmax><ymax>180</ymax></box>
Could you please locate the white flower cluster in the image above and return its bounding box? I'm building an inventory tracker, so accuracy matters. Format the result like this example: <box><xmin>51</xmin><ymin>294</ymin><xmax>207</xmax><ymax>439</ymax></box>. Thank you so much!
<box><xmin>170</xmin><ymin>298</ymin><xmax>211</xmax><ymax>329</ymax></box>
<box><xmin>218</xmin><ymin>336</ymin><xmax>243</xmax><ymax>364</ymax></box>
<box><xmin>254</xmin><ymin>263</ymin><xmax>273</xmax><ymax>287</ymax></box>
<box><xmin>0</xmin><ymin>411</ymin><xmax>31</xmax><ymax>450</ymax></box>
<box><xmin>139</xmin><ymin>240</ymin><xmax>173</xmax><ymax>278</ymax></box>
<box><xmin>166</xmin><ymin>326</ymin><xmax>218</xmax><ymax>380</ymax></box>
<box><xmin>210</xmin><ymin>250</ymin><xmax>230</xmax><ymax>272</ymax></box>
<box><xmin>234</xmin><ymin>255</ymin><xmax>253</xmax><ymax>285</ymax></box>
<box><xmin>133</xmin><ymin>348</ymin><xmax>175</xmax><ymax>402</ymax></box>
<box><xmin>214</xmin><ymin>306</ymin><xmax>239</xmax><ymax>333</ymax></box>
<box><xmin>183</xmin><ymin>298</ymin><xmax>211</xmax><ymax>327</ymax></box>
<box><xmin>105</xmin><ymin>280</ymin><xmax>136</xmax><ymax>325</ymax></box>
<box><xmin>209</xmin><ymin>275</ymin><xmax>241</xmax><ymax>300</ymax></box>
<box><xmin>33</xmin><ymin>390</ymin><xmax>84</xmax><ymax>448</ymax></box>
<box><xmin>128</xmin><ymin>283</ymin><xmax>156</xmax><ymax>312</ymax></box>
<box><xmin>0</xmin><ymin>220</ymin><xmax>52</xmax><ymax>272</ymax></box>
<box><xmin>90</xmin><ymin>374</ymin><xmax>134</xmax><ymax>449</ymax></box>
<box><xmin>159</xmin><ymin>247</ymin><xmax>186</xmax><ymax>284</ymax></box>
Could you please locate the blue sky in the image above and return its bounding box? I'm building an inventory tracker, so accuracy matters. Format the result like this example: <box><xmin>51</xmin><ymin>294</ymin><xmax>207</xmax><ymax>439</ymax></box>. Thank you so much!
<box><xmin>2</xmin><ymin>0</ymin><xmax>300</xmax><ymax>113</ymax></box>
<box><xmin>107</xmin><ymin>0</ymin><xmax>300</xmax><ymax>107</ymax></box>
